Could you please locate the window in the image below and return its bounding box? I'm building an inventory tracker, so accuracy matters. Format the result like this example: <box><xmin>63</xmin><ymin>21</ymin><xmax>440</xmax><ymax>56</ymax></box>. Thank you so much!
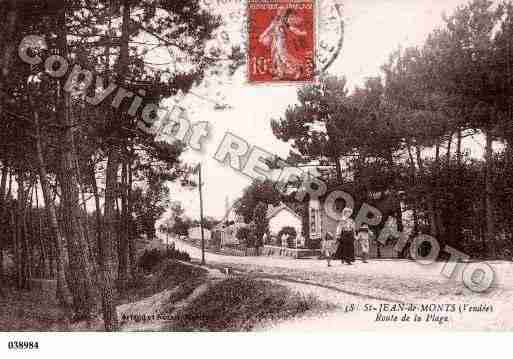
<box><xmin>310</xmin><ymin>206</ymin><xmax>321</xmax><ymax>239</ymax></box>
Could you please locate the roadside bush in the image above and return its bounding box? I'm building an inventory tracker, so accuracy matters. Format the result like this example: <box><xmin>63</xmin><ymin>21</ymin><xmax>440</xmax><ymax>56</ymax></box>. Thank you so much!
<box><xmin>138</xmin><ymin>248</ymin><xmax>191</xmax><ymax>273</ymax></box>
<box><xmin>235</xmin><ymin>227</ymin><xmax>250</xmax><ymax>245</ymax></box>
<box><xmin>246</xmin><ymin>222</ymin><xmax>258</xmax><ymax>248</ymax></box>
<box><xmin>170</xmin><ymin>277</ymin><xmax>332</xmax><ymax>331</ymax></box>
<box><xmin>278</xmin><ymin>226</ymin><xmax>297</xmax><ymax>248</ymax></box>
<box><xmin>125</xmin><ymin>260</ymin><xmax>208</xmax><ymax>305</ymax></box>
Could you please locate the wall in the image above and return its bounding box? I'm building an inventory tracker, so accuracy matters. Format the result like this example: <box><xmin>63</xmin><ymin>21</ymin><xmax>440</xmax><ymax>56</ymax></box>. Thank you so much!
<box><xmin>261</xmin><ymin>245</ymin><xmax>320</xmax><ymax>259</ymax></box>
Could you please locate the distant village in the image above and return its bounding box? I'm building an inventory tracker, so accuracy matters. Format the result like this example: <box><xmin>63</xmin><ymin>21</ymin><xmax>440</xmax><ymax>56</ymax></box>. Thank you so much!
<box><xmin>159</xmin><ymin>162</ymin><xmax>405</xmax><ymax>259</ymax></box>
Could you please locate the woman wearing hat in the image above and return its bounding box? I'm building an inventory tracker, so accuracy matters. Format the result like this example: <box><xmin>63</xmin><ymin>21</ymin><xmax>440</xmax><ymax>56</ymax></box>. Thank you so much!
<box><xmin>356</xmin><ymin>224</ymin><xmax>372</xmax><ymax>263</ymax></box>
<box><xmin>335</xmin><ymin>208</ymin><xmax>356</xmax><ymax>265</ymax></box>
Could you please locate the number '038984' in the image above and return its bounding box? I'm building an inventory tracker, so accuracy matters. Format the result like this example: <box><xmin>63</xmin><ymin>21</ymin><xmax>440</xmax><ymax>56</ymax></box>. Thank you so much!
<box><xmin>8</xmin><ymin>341</ymin><xmax>39</xmax><ymax>350</ymax></box>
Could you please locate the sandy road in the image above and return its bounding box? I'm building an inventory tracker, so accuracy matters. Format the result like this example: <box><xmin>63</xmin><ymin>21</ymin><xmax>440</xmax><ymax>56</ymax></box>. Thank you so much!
<box><xmin>167</xmin><ymin>237</ymin><xmax>513</xmax><ymax>330</ymax></box>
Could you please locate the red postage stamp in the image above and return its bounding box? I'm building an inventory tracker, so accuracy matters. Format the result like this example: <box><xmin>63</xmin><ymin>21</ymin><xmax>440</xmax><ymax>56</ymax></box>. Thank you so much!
<box><xmin>247</xmin><ymin>0</ymin><xmax>316</xmax><ymax>83</ymax></box>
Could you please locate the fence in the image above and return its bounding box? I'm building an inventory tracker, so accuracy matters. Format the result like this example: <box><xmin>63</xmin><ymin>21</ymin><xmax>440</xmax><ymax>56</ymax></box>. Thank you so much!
<box><xmin>260</xmin><ymin>245</ymin><xmax>321</xmax><ymax>259</ymax></box>
<box><xmin>182</xmin><ymin>237</ymin><xmax>320</xmax><ymax>258</ymax></box>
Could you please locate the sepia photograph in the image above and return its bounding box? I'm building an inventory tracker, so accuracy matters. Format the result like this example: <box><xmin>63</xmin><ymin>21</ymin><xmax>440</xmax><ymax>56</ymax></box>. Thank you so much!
<box><xmin>0</xmin><ymin>0</ymin><xmax>512</xmax><ymax>356</ymax></box>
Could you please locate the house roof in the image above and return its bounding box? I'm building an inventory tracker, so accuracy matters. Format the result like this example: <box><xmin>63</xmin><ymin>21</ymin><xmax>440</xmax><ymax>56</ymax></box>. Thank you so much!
<box><xmin>213</xmin><ymin>221</ymin><xmax>248</xmax><ymax>232</ymax></box>
<box><xmin>266</xmin><ymin>202</ymin><xmax>302</xmax><ymax>221</ymax></box>
<box><xmin>217</xmin><ymin>200</ymin><xmax>244</xmax><ymax>226</ymax></box>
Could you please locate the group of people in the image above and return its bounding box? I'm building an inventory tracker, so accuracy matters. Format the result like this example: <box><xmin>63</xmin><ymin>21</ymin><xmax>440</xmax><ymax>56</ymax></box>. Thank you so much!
<box><xmin>323</xmin><ymin>208</ymin><xmax>373</xmax><ymax>267</ymax></box>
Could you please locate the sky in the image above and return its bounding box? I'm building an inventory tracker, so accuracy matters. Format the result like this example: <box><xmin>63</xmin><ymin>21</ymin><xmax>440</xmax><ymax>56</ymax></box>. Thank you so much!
<box><xmin>160</xmin><ymin>0</ymin><xmax>479</xmax><ymax>221</ymax></box>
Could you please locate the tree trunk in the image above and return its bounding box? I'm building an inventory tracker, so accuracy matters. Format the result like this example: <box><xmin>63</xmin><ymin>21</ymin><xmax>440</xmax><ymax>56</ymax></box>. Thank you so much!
<box><xmin>415</xmin><ymin>146</ymin><xmax>423</xmax><ymax>175</ymax></box>
<box><xmin>434</xmin><ymin>140</ymin><xmax>444</xmax><ymax>242</ymax></box>
<box><xmin>30</xmin><ymin>93</ymin><xmax>73</xmax><ymax>309</ymax></box>
<box><xmin>484</xmin><ymin>129</ymin><xmax>496</xmax><ymax>257</ymax></box>
<box><xmin>127</xmin><ymin>156</ymin><xmax>136</xmax><ymax>279</ymax></box>
<box><xmin>1</xmin><ymin>169</ymin><xmax>12</xmax><ymax>290</ymax></box>
<box><xmin>24</xmin><ymin>183</ymin><xmax>34</xmax><ymax>289</ymax></box>
<box><xmin>75</xmin><ymin>155</ymin><xmax>96</xmax><ymax>267</ymax></box>
<box><xmin>450</xmin><ymin>127</ymin><xmax>464</xmax><ymax>249</ymax></box>
<box><xmin>15</xmin><ymin>171</ymin><xmax>25</xmax><ymax>289</ymax></box>
<box><xmin>117</xmin><ymin>157</ymin><xmax>129</xmax><ymax>293</ymax></box>
<box><xmin>98</xmin><ymin>0</ymin><xmax>132</xmax><ymax>331</ymax></box>
<box><xmin>59</xmin><ymin>95</ymin><xmax>98</xmax><ymax>320</ymax></box>
<box><xmin>456</xmin><ymin>128</ymin><xmax>463</xmax><ymax>167</ymax></box>
<box><xmin>406</xmin><ymin>144</ymin><xmax>419</xmax><ymax>234</ymax></box>
<box><xmin>0</xmin><ymin>165</ymin><xmax>7</xmax><ymax>205</ymax></box>
<box><xmin>101</xmin><ymin>148</ymin><xmax>121</xmax><ymax>330</ymax></box>
<box><xmin>89</xmin><ymin>161</ymin><xmax>103</xmax><ymax>265</ymax></box>
<box><xmin>9</xmin><ymin>201</ymin><xmax>17</xmax><ymax>287</ymax></box>
<box><xmin>0</xmin><ymin>0</ymin><xmax>18</xmax><ymax>118</ymax></box>
<box><xmin>0</xmin><ymin>164</ymin><xmax>8</xmax><ymax>284</ymax></box>
<box><xmin>57</xmin><ymin>8</ymin><xmax>98</xmax><ymax>319</ymax></box>
<box><xmin>34</xmin><ymin>185</ymin><xmax>50</xmax><ymax>279</ymax></box>
<box><xmin>0</xmin><ymin>247</ymin><xmax>3</xmax><ymax>290</ymax></box>
<box><xmin>416</xmin><ymin>145</ymin><xmax>437</xmax><ymax>237</ymax></box>
<box><xmin>446</xmin><ymin>132</ymin><xmax>453</xmax><ymax>163</ymax></box>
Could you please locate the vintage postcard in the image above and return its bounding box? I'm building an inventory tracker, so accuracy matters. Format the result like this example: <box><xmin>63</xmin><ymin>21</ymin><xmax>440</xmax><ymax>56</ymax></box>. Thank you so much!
<box><xmin>0</xmin><ymin>0</ymin><xmax>512</xmax><ymax>357</ymax></box>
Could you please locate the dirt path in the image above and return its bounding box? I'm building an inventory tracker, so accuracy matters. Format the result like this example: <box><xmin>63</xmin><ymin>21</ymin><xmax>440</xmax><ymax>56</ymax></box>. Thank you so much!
<box><xmin>170</xmin><ymin>238</ymin><xmax>513</xmax><ymax>330</ymax></box>
<box><xmin>118</xmin><ymin>265</ymin><xmax>225</xmax><ymax>332</ymax></box>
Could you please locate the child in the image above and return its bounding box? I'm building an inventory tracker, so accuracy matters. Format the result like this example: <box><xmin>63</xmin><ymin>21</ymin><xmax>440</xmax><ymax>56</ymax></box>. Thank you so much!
<box><xmin>356</xmin><ymin>224</ymin><xmax>371</xmax><ymax>263</ymax></box>
<box><xmin>323</xmin><ymin>232</ymin><xmax>337</xmax><ymax>267</ymax></box>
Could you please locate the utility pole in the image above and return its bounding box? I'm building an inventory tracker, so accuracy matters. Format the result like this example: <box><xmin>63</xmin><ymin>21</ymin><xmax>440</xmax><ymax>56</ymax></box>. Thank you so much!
<box><xmin>198</xmin><ymin>164</ymin><xmax>206</xmax><ymax>265</ymax></box>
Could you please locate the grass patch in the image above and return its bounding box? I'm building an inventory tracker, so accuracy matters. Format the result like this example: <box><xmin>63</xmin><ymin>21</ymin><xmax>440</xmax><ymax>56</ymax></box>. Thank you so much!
<box><xmin>0</xmin><ymin>288</ymin><xmax>70</xmax><ymax>331</ymax></box>
<box><xmin>138</xmin><ymin>248</ymin><xmax>191</xmax><ymax>273</ymax></box>
<box><xmin>169</xmin><ymin>277</ymin><xmax>330</xmax><ymax>331</ymax></box>
<box><xmin>122</xmin><ymin>260</ymin><xmax>208</xmax><ymax>304</ymax></box>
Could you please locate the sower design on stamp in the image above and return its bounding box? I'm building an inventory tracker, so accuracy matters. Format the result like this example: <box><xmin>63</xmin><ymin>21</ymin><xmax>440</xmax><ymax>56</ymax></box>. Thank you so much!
<box><xmin>248</xmin><ymin>0</ymin><xmax>315</xmax><ymax>83</ymax></box>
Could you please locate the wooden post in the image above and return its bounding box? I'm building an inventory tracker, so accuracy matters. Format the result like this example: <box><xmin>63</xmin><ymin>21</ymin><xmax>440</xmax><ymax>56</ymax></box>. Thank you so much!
<box><xmin>198</xmin><ymin>164</ymin><xmax>206</xmax><ymax>265</ymax></box>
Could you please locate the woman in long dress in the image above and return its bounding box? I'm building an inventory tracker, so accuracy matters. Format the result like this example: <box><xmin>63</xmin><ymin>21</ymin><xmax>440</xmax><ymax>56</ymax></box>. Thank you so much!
<box><xmin>335</xmin><ymin>208</ymin><xmax>356</xmax><ymax>265</ymax></box>
<box><xmin>258</xmin><ymin>8</ymin><xmax>307</xmax><ymax>80</ymax></box>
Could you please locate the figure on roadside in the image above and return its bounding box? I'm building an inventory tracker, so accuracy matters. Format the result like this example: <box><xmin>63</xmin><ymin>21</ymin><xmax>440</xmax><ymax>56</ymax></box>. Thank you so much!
<box><xmin>336</xmin><ymin>208</ymin><xmax>356</xmax><ymax>265</ymax></box>
<box><xmin>323</xmin><ymin>232</ymin><xmax>337</xmax><ymax>267</ymax></box>
<box><xmin>356</xmin><ymin>224</ymin><xmax>371</xmax><ymax>263</ymax></box>
<box><xmin>281</xmin><ymin>232</ymin><xmax>289</xmax><ymax>247</ymax></box>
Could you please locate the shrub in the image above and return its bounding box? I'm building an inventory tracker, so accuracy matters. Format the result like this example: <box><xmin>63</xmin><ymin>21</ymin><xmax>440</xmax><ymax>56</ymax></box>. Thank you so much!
<box><xmin>246</xmin><ymin>222</ymin><xmax>259</xmax><ymax>248</ymax></box>
<box><xmin>138</xmin><ymin>248</ymin><xmax>191</xmax><ymax>273</ymax></box>
<box><xmin>126</xmin><ymin>260</ymin><xmax>207</xmax><ymax>304</ymax></box>
<box><xmin>170</xmin><ymin>277</ymin><xmax>332</xmax><ymax>331</ymax></box>
<box><xmin>235</xmin><ymin>227</ymin><xmax>250</xmax><ymax>244</ymax></box>
<box><xmin>278</xmin><ymin>226</ymin><xmax>298</xmax><ymax>248</ymax></box>
<box><xmin>253</xmin><ymin>202</ymin><xmax>268</xmax><ymax>247</ymax></box>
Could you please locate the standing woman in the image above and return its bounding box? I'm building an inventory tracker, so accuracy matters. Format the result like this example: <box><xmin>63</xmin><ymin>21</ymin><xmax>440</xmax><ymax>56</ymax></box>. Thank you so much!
<box><xmin>336</xmin><ymin>208</ymin><xmax>356</xmax><ymax>265</ymax></box>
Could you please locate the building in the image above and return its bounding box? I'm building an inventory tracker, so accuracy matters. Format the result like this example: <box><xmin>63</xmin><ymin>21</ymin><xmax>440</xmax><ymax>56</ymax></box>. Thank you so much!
<box><xmin>212</xmin><ymin>200</ymin><xmax>246</xmax><ymax>246</ymax></box>
<box><xmin>266</xmin><ymin>202</ymin><xmax>304</xmax><ymax>247</ymax></box>
<box><xmin>188</xmin><ymin>227</ymin><xmax>212</xmax><ymax>241</ymax></box>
